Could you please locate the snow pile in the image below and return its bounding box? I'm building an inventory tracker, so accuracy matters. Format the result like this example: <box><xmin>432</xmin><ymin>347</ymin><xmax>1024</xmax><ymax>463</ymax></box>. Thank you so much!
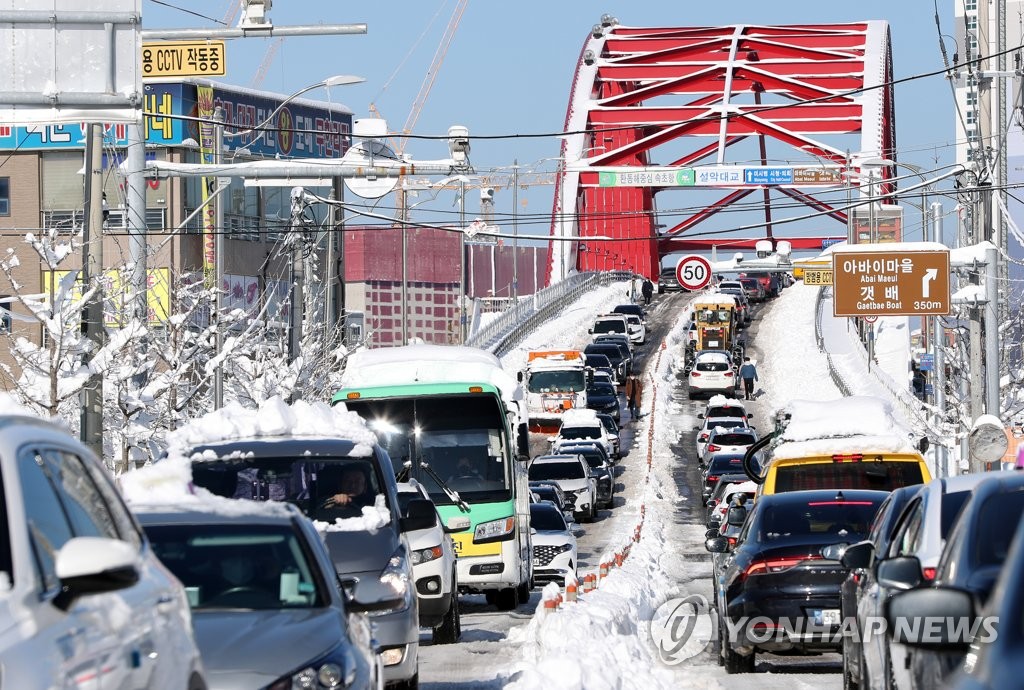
<box><xmin>311</xmin><ymin>494</ymin><xmax>392</xmax><ymax>532</ymax></box>
<box><xmin>164</xmin><ymin>395</ymin><xmax>378</xmax><ymax>459</ymax></box>
<box><xmin>770</xmin><ymin>396</ymin><xmax>918</xmax><ymax>459</ymax></box>
<box><xmin>560</xmin><ymin>407</ymin><xmax>600</xmax><ymax>425</ymax></box>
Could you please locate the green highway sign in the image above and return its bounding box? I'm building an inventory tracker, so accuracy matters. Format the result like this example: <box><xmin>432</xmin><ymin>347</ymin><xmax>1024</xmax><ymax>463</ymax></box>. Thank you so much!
<box><xmin>599</xmin><ymin>169</ymin><xmax>695</xmax><ymax>187</ymax></box>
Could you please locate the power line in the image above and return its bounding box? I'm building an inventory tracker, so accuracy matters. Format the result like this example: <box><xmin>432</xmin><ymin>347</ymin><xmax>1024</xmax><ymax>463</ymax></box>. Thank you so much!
<box><xmin>146</xmin><ymin>0</ymin><xmax>227</xmax><ymax>25</ymax></box>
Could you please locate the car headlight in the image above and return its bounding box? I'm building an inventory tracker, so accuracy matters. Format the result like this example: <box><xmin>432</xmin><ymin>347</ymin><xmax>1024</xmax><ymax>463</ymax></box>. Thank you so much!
<box><xmin>474</xmin><ymin>517</ymin><xmax>515</xmax><ymax>543</ymax></box>
<box><xmin>268</xmin><ymin>643</ymin><xmax>358</xmax><ymax>689</ymax></box>
<box><xmin>380</xmin><ymin>547</ymin><xmax>411</xmax><ymax>599</ymax></box>
<box><xmin>410</xmin><ymin>545</ymin><xmax>443</xmax><ymax>565</ymax></box>
<box><xmin>557</xmin><ymin>543</ymin><xmax>574</xmax><ymax>553</ymax></box>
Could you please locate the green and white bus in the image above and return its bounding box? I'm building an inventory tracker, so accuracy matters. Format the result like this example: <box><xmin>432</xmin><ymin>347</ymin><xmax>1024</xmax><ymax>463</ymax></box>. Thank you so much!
<box><xmin>334</xmin><ymin>344</ymin><xmax>533</xmax><ymax>610</ymax></box>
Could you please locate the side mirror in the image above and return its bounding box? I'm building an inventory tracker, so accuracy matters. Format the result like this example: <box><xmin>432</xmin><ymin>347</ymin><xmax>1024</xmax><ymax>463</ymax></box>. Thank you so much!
<box><xmin>399</xmin><ymin>498</ymin><xmax>435</xmax><ymax>533</ymax></box>
<box><xmin>697</xmin><ymin>413</ymin><xmax>705</xmax><ymax>419</ymax></box>
<box><xmin>53</xmin><ymin>537</ymin><xmax>140</xmax><ymax>611</ymax></box>
<box><xmin>841</xmin><ymin>540</ymin><xmax>875</xmax><ymax>570</ymax></box>
<box><xmin>876</xmin><ymin>555</ymin><xmax>923</xmax><ymax>591</ymax></box>
<box><xmin>706</xmin><ymin>518</ymin><xmax>721</xmax><ymax>529</ymax></box>
<box><xmin>444</xmin><ymin>516</ymin><xmax>471</xmax><ymax>533</ymax></box>
<box><xmin>885</xmin><ymin>587</ymin><xmax>975</xmax><ymax>649</ymax></box>
<box><xmin>705</xmin><ymin>537</ymin><xmax>729</xmax><ymax>553</ymax></box>
<box><xmin>746</xmin><ymin>413</ymin><xmax>754</xmax><ymax>419</ymax></box>
<box><xmin>726</xmin><ymin>506</ymin><xmax>748</xmax><ymax>527</ymax></box>
<box><xmin>705</xmin><ymin>528</ymin><xmax>720</xmax><ymax>539</ymax></box>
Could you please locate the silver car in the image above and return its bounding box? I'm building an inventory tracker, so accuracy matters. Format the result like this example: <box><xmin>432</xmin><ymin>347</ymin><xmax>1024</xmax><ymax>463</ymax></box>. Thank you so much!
<box><xmin>137</xmin><ymin>503</ymin><xmax>381</xmax><ymax>690</ymax></box>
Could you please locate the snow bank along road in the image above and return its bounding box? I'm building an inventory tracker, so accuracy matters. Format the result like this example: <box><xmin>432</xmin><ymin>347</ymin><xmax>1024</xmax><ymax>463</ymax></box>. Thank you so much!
<box><xmin>417</xmin><ymin>281</ymin><xmax>845</xmax><ymax>689</ymax></box>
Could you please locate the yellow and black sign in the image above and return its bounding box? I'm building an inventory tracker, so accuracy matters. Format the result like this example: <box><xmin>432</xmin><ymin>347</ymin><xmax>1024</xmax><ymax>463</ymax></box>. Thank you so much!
<box><xmin>802</xmin><ymin>268</ymin><xmax>833</xmax><ymax>286</ymax></box>
<box><xmin>142</xmin><ymin>41</ymin><xmax>226</xmax><ymax>78</ymax></box>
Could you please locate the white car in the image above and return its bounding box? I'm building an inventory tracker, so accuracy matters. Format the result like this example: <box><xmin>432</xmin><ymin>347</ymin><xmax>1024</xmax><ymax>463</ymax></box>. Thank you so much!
<box><xmin>589</xmin><ymin>314</ymin><xmax>630</xmax><ymax>343</ymax></box>
<box><xmin>530</xmin><ymin>502</ymin><xmax>578</xmax><ymax>586</ymax></box>
<box><xmin>527</xmin><ymin>454</ymin><xmax>598</xmax><ymax>522</ymax></box>
<box><xmin>0</xmin><ymin>408</ymin><xmax>206</xmax><ymax>690</ymax></box>
<box><xmin>396</xmin><ymin>481</ymin><xmax>464</xmax><ymax>644</ymax></box>
<box><xmin>700</xmin><ymin>395</ymin><xmax>753</xmax><ymax>426</ymax></box>
<box><xmin>550</xmin><ymin>407</ymin><xmax>618</xmax><ymax>460</ymax></box>
<box><xmin>698</xmin><ymin>426</ymin><xmax>759</xmax><ymax>464</ymax></box>
<box><xmin>688</xmin><ymin>350</ymin><xmax>741</xmax><ymax>399</ymax></box>
<box><xmin>624</xmin><ymin>314</ymin><xmax>646</xmax><ymax>344</ymax></box>
<box><xmin>694</xmin><ymin>417</ymin><xmax>751</xmax><ymax>461</ymax></box>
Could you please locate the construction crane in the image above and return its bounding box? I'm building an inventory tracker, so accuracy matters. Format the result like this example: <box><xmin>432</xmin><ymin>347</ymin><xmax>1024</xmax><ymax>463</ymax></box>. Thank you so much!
<box><xmin>374</xmin><ymin>0</ymin><xmax>467</xmax><ymax>221</ymax></box>
<box><xmin>220</xmin><ymin>0</ymin><xmax>242</xmax><ymax>27</ymax></box>
<box><xmin>250</xmin><ymin>37</ymin><xmax>284</xmax><ymax>88</ymax></box>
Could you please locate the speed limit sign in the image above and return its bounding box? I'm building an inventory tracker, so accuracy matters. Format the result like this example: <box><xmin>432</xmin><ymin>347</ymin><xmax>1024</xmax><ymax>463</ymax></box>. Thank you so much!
<box><xmin>864</xmin><ymin>315</ymin><xmax>878</xmax><ymax>324</ymax></box>
<box><xmin>675</xmin><ymin>255</ymin><xmax>713</xmax><ymax>291</ymax></box>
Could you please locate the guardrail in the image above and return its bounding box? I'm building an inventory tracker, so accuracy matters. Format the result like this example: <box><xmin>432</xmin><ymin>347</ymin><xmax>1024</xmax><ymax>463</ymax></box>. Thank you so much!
<box><xmin>814</xmin><ymin>286</ymin><xmax>853</xmax><ymax>396</ymax></box>
<box><xmin>466</xmin><ymin>271</ymin><xmax>632</xmax><ymax>357</ymax></box>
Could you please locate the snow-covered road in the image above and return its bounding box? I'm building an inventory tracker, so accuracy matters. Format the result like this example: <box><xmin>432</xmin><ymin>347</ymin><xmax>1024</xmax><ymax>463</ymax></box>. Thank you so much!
<box><xmin>418</xmin><ymin>281</ymin><xmax>850</xmax><ymax>689</ymax></box>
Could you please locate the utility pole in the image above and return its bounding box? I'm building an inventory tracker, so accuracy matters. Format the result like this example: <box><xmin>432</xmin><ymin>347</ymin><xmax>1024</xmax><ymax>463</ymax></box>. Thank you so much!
<box><xmin>984</xmin><ymin>243</ymin><xmax>1000</xmax><ymax>417</ymax></box>
<box><xmin>213</xmin><ymin>107</ymin><xmax>226</xmax><ymax>409</ymax></box>
<box><xmin>288</xmin><ymin>187</ymin><xmax>305</xmax><ymax>361</ymax></box>
<box><xmin>930</xmin><ymin>202</ymin><xmax>949</xmax><ymax>476</ymax></box>
<box><xmin>512</xmin><ymin>159</ymin><xmax>519</xmax><ymax>303</ymax></box>
<box><xmin>80</xmin><ymin>124</ymin><xmax>105</xmax><ymax>459</ymax></box>
<box><xmin>459</xmin><ymin>177</ymin><xmax>466</xmax><ymax>342</ymax></box>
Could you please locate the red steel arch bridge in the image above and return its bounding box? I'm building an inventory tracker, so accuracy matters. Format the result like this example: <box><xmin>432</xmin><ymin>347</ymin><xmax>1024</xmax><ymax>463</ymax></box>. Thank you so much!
<box><xmin>546</xmin><ymin>20</ymin><xmax>897</xmax><ymax>283</ymax></box>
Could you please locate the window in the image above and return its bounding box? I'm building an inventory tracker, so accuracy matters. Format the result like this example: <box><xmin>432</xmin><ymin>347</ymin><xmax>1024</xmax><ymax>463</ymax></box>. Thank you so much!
<box><xmin>0</xmin><ymin>178</ymin><xmax>8</xmax><ymax>216</ymax></box>
<box><xmin>40</xmin><ymin>450</ymin><xmax>119</xmax><ymax>541</ymax></box>
<box><xmin>966</xmin><ymin>16</ymin><xmax>977</xmax><ymax>30</ymax></box>
<box><xmin>18</xmin><ymin>451</ymin><xmax>75</xmax><ymax>592</ymax></box>
<box><xmin>965</xmin><ymin>0</ymin><xmax>977</xmax><ymax>11</ymax></box>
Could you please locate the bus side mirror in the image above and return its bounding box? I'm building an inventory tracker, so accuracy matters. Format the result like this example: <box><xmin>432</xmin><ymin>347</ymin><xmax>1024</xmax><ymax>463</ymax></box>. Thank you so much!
<box><xmin>517</xmin><ymin>424</ymin><xmax>530</xmax><ymax>457</ymax></box>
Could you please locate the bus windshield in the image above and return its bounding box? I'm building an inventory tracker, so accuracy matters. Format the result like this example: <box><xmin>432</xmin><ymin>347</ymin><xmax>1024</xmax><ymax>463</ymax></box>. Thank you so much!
<box><xmin>345</xmin><ymin>394</ymin><xmax>512</xmax><ymax>506</ymax></box>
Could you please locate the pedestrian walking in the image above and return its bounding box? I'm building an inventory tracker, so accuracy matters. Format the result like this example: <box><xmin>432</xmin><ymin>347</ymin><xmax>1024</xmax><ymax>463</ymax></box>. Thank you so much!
<box><xmin>641</xmin><ymin>278</ymin><xmax>654</xmax><ymax>306</ymax></box>
<box><xmin>625</xmin><ymin>373</ymin><xmax>643</xmax><ymax>420</ymax></box>
<box><xmin>738</xmin><ymin>357</ymin><xmax>758</xmax><ymax>401</ymax></box>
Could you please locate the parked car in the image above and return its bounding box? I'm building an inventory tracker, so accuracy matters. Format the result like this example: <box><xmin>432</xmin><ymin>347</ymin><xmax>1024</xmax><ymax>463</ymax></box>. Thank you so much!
<box><xmin>550</xmin><ymin>407</ymin><xmax>618</xmax><ymax>460</ymax></box>
<box><xmin>186</xmin><ymin>436</ymin><xmax>434</xmax><ymax>688</ymax></box>
<box><xmin>593</xmin><ymin>333</ymin><xmax>634</xmax><ymax>361</ymax></box>
<box><xmin>396</xmin><ymin>481</ymin><xmax>462</xmax><ymax>644</ymax></box>
<box><xmin>695</xmin><ymin>418</ymin><xmax>749</xmax><ymax>461</ymax></box>
<box><xmin>838</xmin><ymin>484</ymin><xmax>922</xmax><ymax>690</ymax></box>
<box><xmin>659</xmin><ymin>264</ymin><xmax>683</xmax><ymax>293</ymax></box>
<box><xmin>595</xmin><ymin>412</ymin><xmax>622</xmax><ymax>459</ymax></box>
<box><xmin>881</xmin><ymin>472</ymin><xmax>1024</xmax><ymax>690</ymax></box>
<box><xmin>529</xmin><ymin>481</ymin><xmax>576</xmax><ymax>526</ymax></box>
<box><xmin>0</xmin><ymin>409</ymin><xmax>207</xmax><ymax>690</ymax></box>
<box><xmin>584</xmin><ymin>342</ymin><xmax>630</xmax><ymax>384</ymax></box>
<box><xmin>699</xmin><ymin>426</ymin><xmax>759</xmax><ymax>464</ymax></box>
<box><xmin>529</xmin><ymin>502</ymin><xmax>579</xmax><ymax>586</ymax></box>
<box><xmin>739</xmin><ymin>277</ymin><xmax>766</xmax><ymax>302</ymax></box>
<box><xmin>688</xmin><ymin>350</ymin><xmax>741</xmax><ymax>399</ymax></box>
<box><xmin>527</xmin><ymin>454</ymin><xmax>598</xmax><ymax>522</ymax></box>
<box><xmin>701</xmin><ymin>450</ymin><xmax>761</xmax><ymax>500</ymax></box>
<box><xmin>556</xmin><ymin>441</ymin><xmax>616</xmax><ymax>509</ymax></box>
<box><xmin>589</xmin><ymin>314</ymin><xmax>630</xmax><ymax>343</ymax></box>
<box><xmin>137</xmin><ymin>502</ymin><xmax>380</xmax><ymax>690</ymax></box>
<box><xmin>584</xmin><ymin>353</ymin><xmax>616</xmax><ymax>381</ymax></box>
<box><xmin>612</xmin><ymin>303</ymin><xmax>647</xmax><ymax>323</ymax></box>
<box><xmin>586</xmin><ymin>379</ymin><xmax>621</xmax><ymax>423</ymax></box>
<box><xmin>624</xmin><ymin>314</ymin><xmax>647</xmax><ymax>344</ymax></box>
<box><xmin>934</xmin><ymin>518</ymin><xmax>1024</xmax><ymax>690</ymax></box>
<box><xmin>741</xmin><ymin>271</ymin><xmax>780</xmax><ymax>298</ymax></box>
<box><xmin>700</xmin><ymin>396</ymin><xmax>753</xmax><ymax>426</ymax></box>
<box><xmin>854</xmin><ymin>474</ymin><xmax>984</xmax><ymax>690</ymax></box>
<box><xmin>708</xmin><ymin>489</ymin><xmax>888</xmax><ymax>673</ymax></box>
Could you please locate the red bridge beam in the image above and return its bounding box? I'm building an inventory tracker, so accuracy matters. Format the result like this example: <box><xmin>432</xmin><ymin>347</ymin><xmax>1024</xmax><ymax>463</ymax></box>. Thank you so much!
<box><xmin>658</xmin><ymin>236</ymin><xmax>844</xmax><ymax>252</ymax></box>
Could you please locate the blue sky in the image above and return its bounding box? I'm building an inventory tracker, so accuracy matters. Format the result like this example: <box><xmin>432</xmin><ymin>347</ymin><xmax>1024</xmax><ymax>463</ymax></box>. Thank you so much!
<box><xmin>143</xmin><ymin>1</ymin><xmax>961</xmax><ymax>244</ymax></box>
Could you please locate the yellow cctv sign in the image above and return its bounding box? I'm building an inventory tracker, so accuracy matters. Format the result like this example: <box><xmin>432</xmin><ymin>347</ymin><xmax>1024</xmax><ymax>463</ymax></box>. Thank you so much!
<box><xmin>142</xmin><ymin>41</ymin><xmax>226</xmax><ymax>78</ymax></box>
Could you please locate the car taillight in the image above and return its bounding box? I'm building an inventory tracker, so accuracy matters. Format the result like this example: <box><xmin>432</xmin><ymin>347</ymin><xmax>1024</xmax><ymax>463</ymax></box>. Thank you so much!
<box><xmin>707</xmin><ymin>444</ymin><xmax>721</xmax><ymax>452</ymax></box>
<box><xmin>741</xmin><ymin>554</ymin><xmax>822</xmax><ymax>581</ymax></box>
<box><xmin>724</xmin><ymin>371</ymin><xmax>734</xmax><ymax>377</ymax></box>
<box><xmin>707</xmin><ymin>475</ymin><xmax>719</xmax><ymax>483</ymax></box>
<box><xmin>727</xmin><ymin>536</ymin><xmax>737</xmax><ymax>547</ymax></box>
<box><xmin>831</xmin><ymin>454</ymin><xmax>864</xmax><ymax>463</ymax></box>
<box><xmin>922</xmin><ymin>567</ymin><xmax>937</xmax><ymax>581</ymax></box>
<box><xmin>691</xmin><ymin>372</ymin><xmax>701</xmax><ymax>377</ymax></box>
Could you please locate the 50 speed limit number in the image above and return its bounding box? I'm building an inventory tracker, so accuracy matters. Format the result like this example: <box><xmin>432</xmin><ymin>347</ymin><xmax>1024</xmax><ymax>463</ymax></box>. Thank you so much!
<box><xmin>675</xmin><ymin>255</ymin><xmax>713</xmax><ymax>291</ymax></box>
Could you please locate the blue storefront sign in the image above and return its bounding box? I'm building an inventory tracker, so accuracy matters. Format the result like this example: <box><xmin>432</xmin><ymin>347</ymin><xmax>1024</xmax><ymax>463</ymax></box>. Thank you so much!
<box><xmin>821</xmin><ymin>238</ymin><xmax>844</xmax><ymax>249</ymax></box>
<box><xmin>0</xmin><ymin>81</ymin><xmax>353</xmax><ymax>160</ymax></box>
<box><xmin>919</xmin><ymin>353</ymin><xmax>935</xmax><ymax>371</ymax></box>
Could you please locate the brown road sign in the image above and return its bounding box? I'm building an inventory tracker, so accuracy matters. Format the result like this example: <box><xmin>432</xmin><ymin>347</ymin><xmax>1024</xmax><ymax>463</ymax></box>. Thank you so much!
<box><xmin>832</xmin><ymin>249</ymin><xmax>950</xmax><ymax>316</ymax></box>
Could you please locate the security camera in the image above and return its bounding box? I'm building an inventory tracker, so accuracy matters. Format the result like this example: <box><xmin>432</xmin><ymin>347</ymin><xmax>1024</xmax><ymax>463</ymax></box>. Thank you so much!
<box><xmin>447</xmin><ymin>125</ymin><xmax>470</xmax><ymax>163</ymax></box>
<box><xmin>480</xmin><ymin>187</ymin><xmax>495</xmax><ymax>201</ymax></box>
<box><xmin>584</xmin><ymin>50</ymin><xmax>596</xmax><ymax>66</ymax></box>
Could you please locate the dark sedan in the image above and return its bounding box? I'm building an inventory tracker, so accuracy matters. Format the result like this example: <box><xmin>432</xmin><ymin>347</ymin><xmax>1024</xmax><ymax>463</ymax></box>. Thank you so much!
<box><xmin>556</xmin><ymin>442</ymin><xmax>615</xmax><ymax>509</ymax></box>
<box><xmin>584</xmin><ymin>343</ymin><xmax>629</xmax><ymax>383</ymax></box>
<box><xmin>708</xmin><ymin>489</ymin><xmax>888</xmax><ymax>673</ymax></box>
<box><xmin>586</xmin><ymin>381</ymin><xmax>621</xmax><ymax>423</ymax></box>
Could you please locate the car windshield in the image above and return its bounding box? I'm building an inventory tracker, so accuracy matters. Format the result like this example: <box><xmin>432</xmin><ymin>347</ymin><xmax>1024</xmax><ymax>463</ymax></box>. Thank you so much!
<box><xmin>593</xmin><ymin>319</ymin><xmax>626</xmax><ymax>335</ymax></box>
<box><xmin>144</xmin><ymin>522</ymin><xmax>326</xmax><ymax>610</ymax></box>
<box><xmin>559</xmin><ymin>426</ymin><xmax>601</xmax><ymax>441</ymax></box>
<box><xmin>190</xmin><ymin>457</ymin><xmax>387</xmax><ymax>523</ymax></box>
<box><xmin>530</xmin><ymin>506</ymin><xmax>568</xmax><ymax>531</ymax></box>
<box><xmin>528</xmin><ymin>370</ymin><xmax>586</xmax><ymax>393</ymax></box>
<box><xmin>710</xmin><ymin>433</ymin><xmax>756</xmax><ymax>446</ymax></box>
<box><xmin>757</xmin><ymin>497</ymin><xmax>883</xmax><ymax>543</ymax></box>
<box><xmin>529</xmin><ymin>462</ymin><xmax>585</xmax><ymax>481</ymax></box>
<box><xmin>588</xmin><ymin>383</ymin><xmax>616</xmax><ymax>396</ymax></box>
<box><xmin>706</xmin><ymin>406</ymin><xmax>746</xmax><ymax>419</ymax></box>
<box><xmin>696</xmin><ymin>360</ymin><xmax>731</xmax><ymax>372</ymax></box>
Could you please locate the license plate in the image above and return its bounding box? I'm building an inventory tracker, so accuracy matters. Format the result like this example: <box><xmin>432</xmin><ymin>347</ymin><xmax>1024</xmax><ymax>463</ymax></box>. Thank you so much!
<box><xmin>812</xmin><ymin>608</ymin><xmax>841</xmax><ymax>626</ymax></box>
<box><xmin>532</xmin><ymin>558</ymin><xmax>541</xmax><ymax>567</ymax></box>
